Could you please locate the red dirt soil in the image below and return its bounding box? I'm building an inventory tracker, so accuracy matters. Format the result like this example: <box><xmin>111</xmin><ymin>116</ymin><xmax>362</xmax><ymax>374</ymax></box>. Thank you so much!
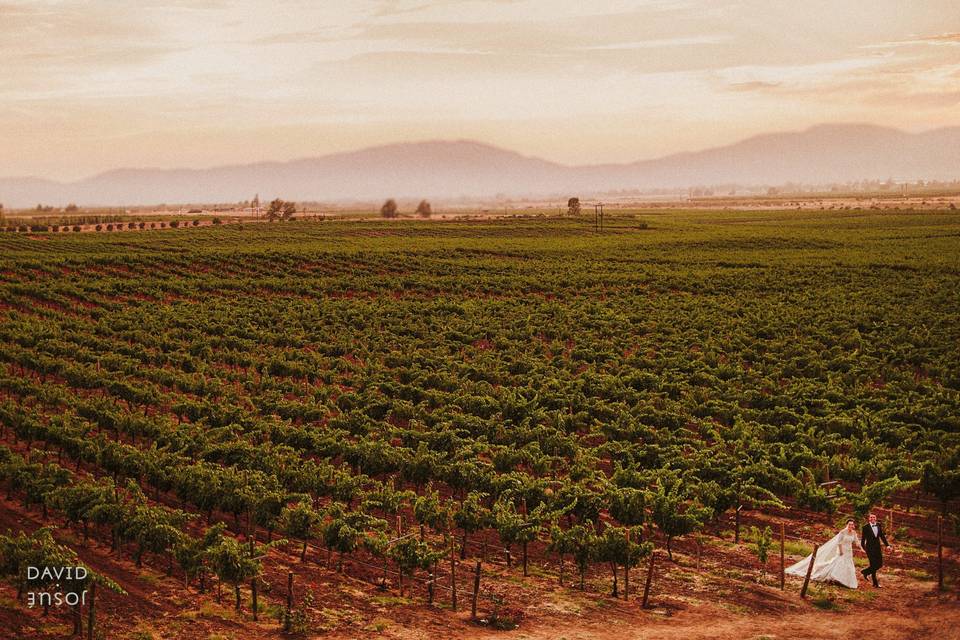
<box><xmin>0</xmin><ymin>493</ymin><xmax>956</xmax><ymax>640</ymax></box>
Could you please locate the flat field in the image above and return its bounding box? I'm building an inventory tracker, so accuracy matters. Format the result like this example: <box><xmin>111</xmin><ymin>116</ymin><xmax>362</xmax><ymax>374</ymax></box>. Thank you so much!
<box><xmin>0</xmin><ymin>209</ymin><xmax>957</xmax><ymax>639</ymax></box>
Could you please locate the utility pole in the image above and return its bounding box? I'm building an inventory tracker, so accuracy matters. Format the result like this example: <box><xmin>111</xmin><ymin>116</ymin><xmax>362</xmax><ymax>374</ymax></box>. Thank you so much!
<box><xmin>594</xmin><ymin>202</ymin><xmax>604</xmax><ymax>231</ymax></box>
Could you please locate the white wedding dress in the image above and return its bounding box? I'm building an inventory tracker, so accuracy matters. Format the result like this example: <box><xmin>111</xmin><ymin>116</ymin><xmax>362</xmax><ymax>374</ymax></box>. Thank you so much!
<box><xmin>785</xmin><ymin>528</ymin><xmax>859</xmax><ymax>588</ymax></box>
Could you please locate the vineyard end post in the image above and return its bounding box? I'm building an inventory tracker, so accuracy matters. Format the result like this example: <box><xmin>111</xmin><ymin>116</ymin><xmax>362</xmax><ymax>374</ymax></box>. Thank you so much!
<box><xmin>471</xmin><ymin>561</ymin><xmax>481</xmax><ymax>620</ymax></box>
<box><xmin>780</xmin><ymin>523</ymin><xmax>785</xmax><ymax>591</ymax></box>
<box><xmin>642</xmin><ymin>551</ymin><xmax>655</xmax><ymax>609</ymax></box>
<box><xmin>937</xmin><ymin>516</ymin><xmax>944</xmax><ymax>591</ymax></box>
<box><xmin>284</xmin><ymin>571</ymin><xmax>293</xmax><ymax>631</ymax></box>
<box><xmin>86</xmin><ymin>581</ymin><xmax>95</xmax><ymax>640</ymax></box>
<box><xmin>800</xmin><ymin>544</ymin><xmax>818</xmax><ymax>599</ymax></box>
<box><xmin>624</xmin><ymin>528</ymin><xmax>630</xmax><ymax>600</ymax></box>
<box><xmin>450</xmin><ymin>543</ymin><xmax>458</xmax><ymax>611</ymax></box>
<box><xmin>735</xmin><ymin>505</ymin><xmax>742</xmax><ymax>544</ymax></box>
<box><xmin>251</xmin><ymin>578</ymin><xmax>258</xmax><ymax>621</ymax></box>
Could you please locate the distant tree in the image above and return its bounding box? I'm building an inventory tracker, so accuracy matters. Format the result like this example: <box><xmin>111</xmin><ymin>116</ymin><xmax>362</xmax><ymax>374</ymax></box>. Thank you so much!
<box><xmin>381</xmin><ymin>199</ymin><xmax>398</xmax><ymax>218</ymax></box>
<box><xmin>567</xmin><ymin>197</ymin><xmax>581</xmax><ymax>216</ymax></box>
<box><xmin>415</xmin><ymin>200</ymin><xmax>432</xmax><ymax>218</ymax></box>
<box><xmin>267</xmin><ymin>199</ymin><xmax>283</xmax><ymax>221</ymax></box>
<box><xmin>267</xmin><ymin>199</ymin><xmax>296</xmax><ymax>221</ymax></box>
<box><xmin>65</xmin><ymin>203</ymin><xmax>79</xmax><ymax>212</ymax></box>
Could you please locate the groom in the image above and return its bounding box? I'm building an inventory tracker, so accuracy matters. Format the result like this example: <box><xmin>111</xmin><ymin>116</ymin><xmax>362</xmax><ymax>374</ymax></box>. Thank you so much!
<box><xmin>860</xmin><ymin>513</ymin><xmax>891</xmax><ymax>587</ymax></box>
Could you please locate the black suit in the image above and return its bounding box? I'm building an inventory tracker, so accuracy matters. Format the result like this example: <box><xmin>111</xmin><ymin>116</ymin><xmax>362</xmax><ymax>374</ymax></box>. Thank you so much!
<box><xmin>860</xmin><ymin>522</ymin><xmax>888</xmax><ymax>586</ymax></box>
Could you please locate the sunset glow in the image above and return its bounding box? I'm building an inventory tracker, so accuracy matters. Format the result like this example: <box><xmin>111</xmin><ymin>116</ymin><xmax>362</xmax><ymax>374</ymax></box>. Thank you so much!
<box><xmin>2</xmin><ymin>0</ymin><xmax>959</xmax><ymax>180</ymax></box>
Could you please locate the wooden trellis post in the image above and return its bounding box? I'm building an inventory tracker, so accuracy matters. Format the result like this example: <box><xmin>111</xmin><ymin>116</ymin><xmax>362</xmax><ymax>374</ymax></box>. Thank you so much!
<box><xmin>800</xmin><ymin>544</ymin><xmax>818</xmax><ymax>599</ymax></box>
<box><xmin>283</xmin><ymin>571</ymin><xmax>293</xmax><ymax>631</ymax></box>
<box><xmin>251</xmin><ymin>578</ymin><xmax>258</xmax><ymax>621</ymax></box>
<box><xmin>86</xmin><ymin>582</ymin><xmax>95</xmax><ymax>640</ymax></box>
<box><xmin>471</xmin><ymin>561</ymin><xmax>482</xmax><ymax>620</ymax></box>
<box><xmin>937</xmin><ymin>516</ymin><xmax>944</xmax><ymax>591</ymax></box>
<box><xmin>641</xmin><ymin>551</ymin><xmax>656</xmax><ymax>608</ymax></box>
<box><xmin>624</xmin><ymin>528</ymin><xmax>630</xmax><ymax>600</ymax></box>
<box><xmin>451</xmin><ymin>541</ymin><xmax>458</xmax><ymax>611</ymax></box>
<box><xmin>780</xmin><ymin>523</ymin><xmax>785</xmax><ymax>591</ymax></box>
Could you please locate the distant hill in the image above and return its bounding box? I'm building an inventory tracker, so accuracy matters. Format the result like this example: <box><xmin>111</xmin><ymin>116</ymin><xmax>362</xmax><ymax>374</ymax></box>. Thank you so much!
<box><xmin>2</xmin><ymin>124</ymin><xmax>959</xmax><ymax>207</ymax></box>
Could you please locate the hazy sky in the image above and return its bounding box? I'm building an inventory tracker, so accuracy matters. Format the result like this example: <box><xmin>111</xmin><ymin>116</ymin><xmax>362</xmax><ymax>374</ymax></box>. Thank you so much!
<box><xmin>2</xmin><ymin>0</ymin><xmax>959</xmax><ymax>180</ymax></box>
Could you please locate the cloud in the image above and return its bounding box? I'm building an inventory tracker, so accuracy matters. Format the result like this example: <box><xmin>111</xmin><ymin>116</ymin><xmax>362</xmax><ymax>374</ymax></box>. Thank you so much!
<box><xmin>250</xmin><ymin>28</ymin><xmax>357</xmax><ymax>46</ymax></box>
<box><xmin>727</xmin><ymin>81</ymin><xmax>782</xmax><ymax>92</ymax></box>
<box><xmin>573</xmin><ymin>34</ymin><xmax>733</xmax><ymax>51</ymax></box>
<box><xmin>926</xmin><ymin>32</ymin><xmax>960</xmax><ymax>43</ymax></box>
<box><xmin>866</xmin><ymin>90</ymin><xmax>960</xmax><ymax>108</ymax></box>
<box><xmin>862</xmin><ymin>31</ymin><xmax>960</xmax><ymax>51</ymax></box>
<box><xmin>716</xmin><ymin>57</ymin><xmax>891</xmax><ymax>89</ymax></box>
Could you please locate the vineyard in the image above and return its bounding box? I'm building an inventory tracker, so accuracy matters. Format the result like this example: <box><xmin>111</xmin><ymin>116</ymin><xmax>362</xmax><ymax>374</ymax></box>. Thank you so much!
<box><xmin>0</xmin><ymin>209</ymin><xmax>958</xmax><ymax>639</ymax></box>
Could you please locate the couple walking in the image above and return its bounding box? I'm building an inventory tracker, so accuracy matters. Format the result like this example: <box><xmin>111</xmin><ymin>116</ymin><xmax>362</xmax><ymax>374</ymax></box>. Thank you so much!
<box><xmin>785</xmin><ymin>513</ymin><xmax>893</xmax><ymax>589</ymax></box>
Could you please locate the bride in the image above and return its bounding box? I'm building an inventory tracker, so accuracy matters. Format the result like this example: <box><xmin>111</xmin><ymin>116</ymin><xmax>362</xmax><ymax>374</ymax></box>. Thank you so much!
<box><xmin>785</xmin><ymin>518</ymin><xmax>860</xmax><ymax>588</ymax></box>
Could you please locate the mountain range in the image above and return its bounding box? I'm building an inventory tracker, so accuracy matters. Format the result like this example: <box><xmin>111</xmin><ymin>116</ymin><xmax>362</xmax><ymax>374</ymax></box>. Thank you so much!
<box><xmin>2</xmin><ymin>124</ymin><xmax>959</xmax><ymax>208</ymax></box>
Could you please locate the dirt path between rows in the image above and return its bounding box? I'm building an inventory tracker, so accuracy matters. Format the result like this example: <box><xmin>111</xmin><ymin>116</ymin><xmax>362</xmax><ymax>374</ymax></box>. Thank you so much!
<box><xmin>352</xmin><ymin>577</ymin><xmax>959</xmax><ymax>640</ymax></box>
